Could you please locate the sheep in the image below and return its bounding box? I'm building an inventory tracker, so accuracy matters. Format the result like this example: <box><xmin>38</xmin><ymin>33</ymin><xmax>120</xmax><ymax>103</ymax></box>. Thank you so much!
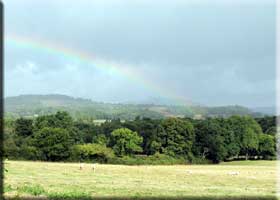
<box><xmin>228</xmin><ymin>171</ymin><xmax>239</xmax><ymax>175</ymax></box>
<box><xmin>92</xmin><ymin>163</ymin><xmax>96</xmax><ymax>172</ymax></box>
<box><xmin>186</xmin><ymin>170</ymin><xmax>193</xmax><ymax>174</ymax></box>
<box><xmin>79</xmin><ymin>162</ymin><xmax>84</xmax><ymax>170</ymax></box>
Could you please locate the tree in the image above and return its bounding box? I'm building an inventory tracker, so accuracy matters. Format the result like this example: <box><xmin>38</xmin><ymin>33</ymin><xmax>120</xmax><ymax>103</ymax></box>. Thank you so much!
<box><xmin>101</xmin><ymin>119</ymin><xmax>123</xmax><ymax>137</ymax></box>
<box><xmin>123</xmin><ymin>118</ymin><xmax>160</xmax><ymax>155</ymax></box>
<box><xmin>256</xmin><ymin>116</ymin><xmax>276</xmax><ymax>136</ymax></box>
<box><xmin>93</xmin><ymin>134</ymin><xmax>107</xmax><ymax>145</ymax></box>
<box><xmin>242</xmin><ymin>127</ymin><xmax>259</xmax><ymax>160</ymax></box>
<box><xmin>259</xmin><ymin>134</ymin><xmax>276</xmax><ymax>159</ymax></box>
<box><xmin>207</xmin><ymin>134</ymin><xmax>227</xmax><ymax>163</ymax></box>
<box><xmin>156</xmin><ymin>118</ymin><xmax>195</xmax><ymax>158</ymax></box>
<box><xmin>33</xmin><ymin>127</ymin><xmax>73</xmax><ymax>161</ymax></box>
<box><xmin>34</xmin><ymin>111</ymin><xmax>82</xmax><ymax>144</ymax></box>
<box><xmin>34</xmin><ymin>111</ymin><xmax>73</xmax><ymax>131</ymax></box>
<box><xmin>110</xmin><ymin>128</ymin><xmax>143</xmax><ymax>156</ymax></box>
<box><xmin>193</xmin><ymin>118</ymin><xmax>227</xmax><ymax>163</ymax></box>
<box><xmin>74</xmin><ymin>121</ymin><xmax>102</xmax><ymax>144</ymax></box>
<box><xmin>14</xmin><ymin>118</ymin><xmax>33</xmax><ymax>137</ymax></box>
<box><xmin>264</xmin><ymin>126</ymin><xmax>276</xmax><ymax>136</ymax></box>
<box><xmin>227</xmin><ymin>116</ymin><xmax>262</xmax><ymax>159</ymax></box>
<box><xmin>216</xmin><ymin>118</ymin><xmax>240</xmax><ymax>159</ymax></box>
<box><xmin>54</xmin><ymin>111</ymin><xmax>73</xmax><ymax>129</ymax></box>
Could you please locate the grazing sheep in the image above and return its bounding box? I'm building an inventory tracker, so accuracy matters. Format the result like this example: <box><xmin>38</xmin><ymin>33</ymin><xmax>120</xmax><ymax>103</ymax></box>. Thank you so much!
<box><xmin>79</xmin><ymin>162</ymin><xmax>84</xmax><ymax>170</ymax></box>
<box><xmin>228</xmin><ymin>171</ymin><xmax>239</xmax><ymax>175</ymax></box>
<box><xmin>186</xmin><ymin>170</ymin><xmax>192</xmax><ymax>174</ymax></box>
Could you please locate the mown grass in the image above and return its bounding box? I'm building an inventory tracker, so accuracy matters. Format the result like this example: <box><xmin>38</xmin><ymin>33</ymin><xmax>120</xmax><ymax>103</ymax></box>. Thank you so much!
<box><xmin>4</xmin><ymin>160</ymin><xmax>278</xmax><ymax>200</ymax></box>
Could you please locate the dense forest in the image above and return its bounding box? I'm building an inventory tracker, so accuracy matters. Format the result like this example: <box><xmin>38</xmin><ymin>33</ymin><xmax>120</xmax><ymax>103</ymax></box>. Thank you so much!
<box><xmin>4</xmin><ymin>111</ymin><xmax>277</xmax><ymax>164</ymax></box>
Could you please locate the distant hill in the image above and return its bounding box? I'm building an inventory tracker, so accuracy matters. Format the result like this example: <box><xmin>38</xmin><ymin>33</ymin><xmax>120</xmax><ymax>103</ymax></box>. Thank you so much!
<box><xmin>251</xmin><ymin>106</ymin><xmax>276</xmax><ymax>116</ymax></box>
<box><xmin>4</xmin><ymin>94</ymin><xmax>265</xmax><ymax>120</ymax></box>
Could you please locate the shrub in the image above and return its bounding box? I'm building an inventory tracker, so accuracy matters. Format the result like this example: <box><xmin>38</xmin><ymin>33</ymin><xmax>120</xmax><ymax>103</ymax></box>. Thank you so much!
<box><xmin>3</xmin><ymin>138</ymin><xmax>19</xmax><ymax>159</ymax></box>
<box><xmin>19</xmin><ymin>145</ymin><xmax>41</xmax><ymax>160</ymax></box>
<box><xmin>71</xmin><ymin>143</ymin><xmax>115</xmax><ymax>163</ymax></box>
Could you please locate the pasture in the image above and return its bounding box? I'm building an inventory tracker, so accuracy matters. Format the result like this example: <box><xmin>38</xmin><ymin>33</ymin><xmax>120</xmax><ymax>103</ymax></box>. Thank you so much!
<box><xmin>4</xmin><ymin>160</ymin><xmax>278</xmax><ymax>200</ymax></box>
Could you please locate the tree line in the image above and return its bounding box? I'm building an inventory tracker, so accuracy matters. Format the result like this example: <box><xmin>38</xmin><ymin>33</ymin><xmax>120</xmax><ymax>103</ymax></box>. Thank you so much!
<box><xmin>3</xmin><ymin>111</ymin><xmax>277</xmax><ymax>164</ymax></box>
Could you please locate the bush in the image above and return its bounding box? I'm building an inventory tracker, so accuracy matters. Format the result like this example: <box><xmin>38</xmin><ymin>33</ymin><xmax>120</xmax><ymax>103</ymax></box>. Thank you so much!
<box><xmin>3</xmin><ymin>138</ymin><xmax>20</xmax><ymax>159</ymax></box>
<box><xmin>71</xmin><ymin>143</ymin><xmax>115</xmax><ymax>163</ymax></box>
<box><xmin>19</xmin><ymin>145</ymin><xmax>41</xmax><ymax>160</ymax></box>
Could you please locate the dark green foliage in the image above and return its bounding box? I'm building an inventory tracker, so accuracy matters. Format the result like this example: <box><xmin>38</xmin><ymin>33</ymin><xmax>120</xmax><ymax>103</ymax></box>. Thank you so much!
<box><xmin>20</xmin><ymin>144</ymin><xmax>41</xmax><ymax>160</ymax></box>
<box><xmin>101</xmin><ymin>119</ymin><xmax>123</xmax><ymax>136</ymax></box>
<box><xmin>256</xmin><ymin>116</ymin><xmax>276</xmax><ymax>136</ymax></box>
<box><xmin>73</xmin><ymin>121</ymin><xmax>102</xmax><ymax>144</ymax></box>
<box><xmin>3</xmin><ymin>137</ymin><xmax>19</xmax><ymax>159</ymax></box>
<box><xmin>71</xmin><ymin>143</ymin><xmax>115</xmax><ymax>163</ymax></box>
<box><xmin>156</xmin><ymin>118</ymin><xmax>194</xmax><ymax>158</ymax></box>
<box><xmin>34</xmin><ymin>111</ymin><xmax>73</xmax><ymax>131</ymax></box>
<box><xmin>3</xmin><ymin>111</ymin><xmax>276</xmax><ymax>164</ymax></box>
<box><xmin>193</xmin><ymin>119</ymin><xmax>227</xmax><ymax>163</ymax></box>
<box><xmin>258</xmin><ymin>134</ymin><xmax>276</xmax><ymax>159</ymax></box>
<box><xmin>217</xmin><ymin>118</ymin><xmax>240</xmax><ymax>159</ymax></box>
<box><xmin>110</xmin><ymin>128</ymin><xmax>143</xmax><ymax>156</ymax></box>
<box><xmin>14</xmin><ymin>118</ymin><xmax>33</xmax><ymax>136</ymax></box>
<box><xmin>33</xmin><ymin>127</ymin><xmax>73</xmax><ymax>161</ymax></box>
<box><xmin>93</xmin><ymin>134</ymin><xmax>107</xmax><ymax>145</ymax></box>
<box><xmin>123</xmin><ymin>118</ymin><xmax>161</xmax><ymax>155</ymax></box>
<box><xmin>227</xmin><ymin>116</ymin><xmax>262</xmax><ymax>159</ymax></box>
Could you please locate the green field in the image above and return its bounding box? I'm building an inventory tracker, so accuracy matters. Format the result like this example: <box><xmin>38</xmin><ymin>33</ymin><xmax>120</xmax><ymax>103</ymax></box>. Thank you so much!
<box><xmin>4</xmin><ymin>160</ymin><xmax>278</xmax><ymax>200</ymax></box>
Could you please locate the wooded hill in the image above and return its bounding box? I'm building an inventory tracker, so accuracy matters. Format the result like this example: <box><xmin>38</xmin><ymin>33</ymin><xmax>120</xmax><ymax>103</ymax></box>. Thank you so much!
<box><xmin>5</xmin><ymin>94</ymin><xmax>265</xmax><ymax>120</ymax></box>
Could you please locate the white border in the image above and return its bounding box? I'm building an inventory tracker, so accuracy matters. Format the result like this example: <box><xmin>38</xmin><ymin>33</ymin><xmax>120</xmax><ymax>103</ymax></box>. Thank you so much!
<box><xmin>277</xmin><ymin>0</ymin><xmax>280</xmax><ymax>197</ymax></box>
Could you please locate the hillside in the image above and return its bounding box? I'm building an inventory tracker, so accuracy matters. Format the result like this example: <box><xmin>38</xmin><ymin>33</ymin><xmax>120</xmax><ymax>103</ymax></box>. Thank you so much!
<box><xmin>251</xmin><ymin>106</ymin><xmax>276</xmax><ymax>116</ymax></box>
<box><xmin>4</xmin><ymin>94</ymin><xmax>264</xmax><ymax>120</ymax></box>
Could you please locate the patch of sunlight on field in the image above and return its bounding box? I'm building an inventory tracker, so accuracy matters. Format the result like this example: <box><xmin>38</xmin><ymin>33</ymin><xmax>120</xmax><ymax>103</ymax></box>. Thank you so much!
<box><xmin>4</xmin><ymin>160</ymin><xmax>278</xmax><ymax>199</ymax></box>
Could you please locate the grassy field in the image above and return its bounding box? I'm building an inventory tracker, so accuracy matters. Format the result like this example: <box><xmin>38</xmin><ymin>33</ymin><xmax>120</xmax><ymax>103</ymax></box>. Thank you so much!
<box><xmin>4</xmin><ymin>160</ymin><xmax>278</xmax><ymax>200</ymax></box>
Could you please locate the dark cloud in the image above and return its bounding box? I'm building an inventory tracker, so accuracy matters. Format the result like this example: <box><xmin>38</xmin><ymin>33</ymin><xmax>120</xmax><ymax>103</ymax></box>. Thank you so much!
<box><xmin>4</xmin><ymin>0</ymin><xmax>276</xmax><ymax>107</ymax></box>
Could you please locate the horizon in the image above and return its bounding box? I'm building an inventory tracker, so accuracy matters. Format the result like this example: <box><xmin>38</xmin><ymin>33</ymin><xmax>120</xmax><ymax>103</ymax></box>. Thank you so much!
<box><xmin>5</xmin><ymin>0</ymin><xmax>276</xmax><ymax>108</ymax></box>
<box><xmin>4</xmin><ymin>93</ymin><xmax>276</xmax><ymax>109</ymax></box>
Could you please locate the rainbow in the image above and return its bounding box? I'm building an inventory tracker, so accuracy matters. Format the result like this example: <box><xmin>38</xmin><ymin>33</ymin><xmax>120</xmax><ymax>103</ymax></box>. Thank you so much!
<box><xmin>6</xmin><ymin>33</ymin><xmax>191</xmax><ymax>105</ymax></box>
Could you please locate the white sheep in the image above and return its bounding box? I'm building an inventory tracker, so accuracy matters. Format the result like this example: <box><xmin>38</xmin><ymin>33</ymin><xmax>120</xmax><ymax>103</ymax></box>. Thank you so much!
<box><xmin>92</xmin><ymin>163</ymin><xmax>96</xmax><ymax>172</ymax></box>
<box><xmin>79</xmin><ymin>162</ymin><xmax>84</xmax><ymax>170</ymax></box>
<box><xmin>228</xmin><ymin>171</ymin><xmax>239</xmax><ymax>175</ymax></box>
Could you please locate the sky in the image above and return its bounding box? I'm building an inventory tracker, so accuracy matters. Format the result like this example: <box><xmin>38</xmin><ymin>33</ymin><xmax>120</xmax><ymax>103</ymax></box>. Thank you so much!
<box><xmin>4</xmin><ymin>0</ymin><xmax>276</xmax><ymax>107</ymax></box>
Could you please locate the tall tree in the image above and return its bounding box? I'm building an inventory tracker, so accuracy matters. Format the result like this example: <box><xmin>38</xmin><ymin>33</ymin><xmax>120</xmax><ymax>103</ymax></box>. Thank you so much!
<box><xmin>227</xmin><ymin>116</ymin><xmax>262</xmax><ymax>159</ymax></box>
<box><xmin>193</xmin><ymin>118</ymin><xmax>227</xmax><ymax>163</ymax></box>
<box><xmin>258</xmin><ymin>134</ymin><xmax>276</xmax><ymax>159</ymax></box>
<box><xmin>33</xmin><ymin>127</ymin><xmax>73</xmax><ymax>161</ymax></box>
<box><xmin>157</xmin><ymin>118</ymin><xmax>195</xmax><ymax>158</ymax></box>
<box><xmin>110</xmin><ymin>128</ymin><xmax>143</xmax><ymax>156</ymax></box>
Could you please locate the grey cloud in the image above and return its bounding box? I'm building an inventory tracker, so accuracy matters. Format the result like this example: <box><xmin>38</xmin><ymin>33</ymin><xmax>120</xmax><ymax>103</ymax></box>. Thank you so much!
<box><xmin>4</xmin><ymin>0</ymin><xmax>276</xmax><ymax>107</ymax></box>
